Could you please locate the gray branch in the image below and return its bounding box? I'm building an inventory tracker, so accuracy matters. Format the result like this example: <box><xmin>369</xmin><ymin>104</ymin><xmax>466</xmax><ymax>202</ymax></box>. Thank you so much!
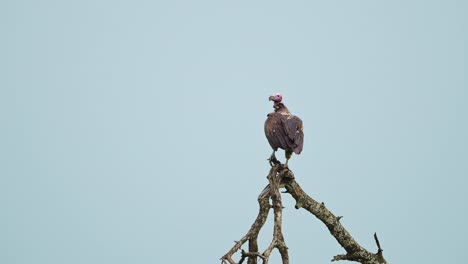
<box><xmin>221</xmin><ymin>166</ymin><xmax>288</xmax><ymax>264</ymax></box>
<box><xmin>279</xmin><ymin>167</ymin><xmax>387</xmax><ymax>264</ymax></box>
<box><xmin>262</xmin><ymin>166</ymin><xmax>289</xmax><ymax>264</ymax></box>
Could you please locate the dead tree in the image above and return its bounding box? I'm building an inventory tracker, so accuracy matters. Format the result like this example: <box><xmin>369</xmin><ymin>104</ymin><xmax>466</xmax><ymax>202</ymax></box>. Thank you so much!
<box><xmin>220</xmin><ymin>163</ymin><xmax>387</xmax><ymax>264</ymax></box>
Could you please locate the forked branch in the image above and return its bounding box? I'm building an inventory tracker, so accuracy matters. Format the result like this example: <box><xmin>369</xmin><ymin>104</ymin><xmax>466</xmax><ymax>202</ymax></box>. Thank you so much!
<box><xmin>221</xmin><ymin>164</ymin><xmax>387</xmax><ymax>264</ymax></box>
<box><xmin>221</xmin><ymin>165</ymin><xmax>289</xmax><ymax>264</ymax></box>
<box><xmin>262</xmin><ymin>165</ymin><xmax>289</xmax><ymax>264</ymax></box>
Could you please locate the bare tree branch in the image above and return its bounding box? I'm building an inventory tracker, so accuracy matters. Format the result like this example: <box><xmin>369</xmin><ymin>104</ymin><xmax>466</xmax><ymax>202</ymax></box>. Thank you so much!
<box><xmin>262</xmin><ymin>165</ymin><xmax>289</xmax><ymax>264</ymax></box>
<box><xmin>220</xmin><ymin>166</ymin><xmax>279</xmax><ymax>264</ymax></box>
<box><xmin>221</xmin><ymin>164</ymin><xmax>387</xmax><ymax>264</ymax></box>
<box><xmin>279</xmin><ymin>168</ymin><xmax>387</xmax><ymax>264</ymax></box>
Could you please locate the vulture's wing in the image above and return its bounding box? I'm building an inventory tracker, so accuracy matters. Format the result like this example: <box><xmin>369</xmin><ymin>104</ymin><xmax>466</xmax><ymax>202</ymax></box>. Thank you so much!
<box><xmin>284</xmin><ymin>115</ymin><xmax>304</xmax><ymax>154</ymax></box>
<box><xmin>265</xmin><ymin>113</ymin><xmax>292</xmax><ymax>151</ymax></box>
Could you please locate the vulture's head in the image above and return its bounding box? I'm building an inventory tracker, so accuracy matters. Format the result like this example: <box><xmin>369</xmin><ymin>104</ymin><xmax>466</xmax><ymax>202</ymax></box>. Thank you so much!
<box><xmin>269</xmin><ymin>93</ymin><xmax>283</xmax><ymax>103</ymax></box>
<box><xmin>269</xmin><ymin>93</ymin><xmax>283</xmax><ymax>108</ymax></box>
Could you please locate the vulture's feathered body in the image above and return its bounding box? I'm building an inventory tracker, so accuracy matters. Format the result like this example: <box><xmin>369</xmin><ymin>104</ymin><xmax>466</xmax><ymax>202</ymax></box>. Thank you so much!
<box><xmin>265</xmin><ymin>93</ymin><xmax>304</xmax><ymax>165</ymax></box>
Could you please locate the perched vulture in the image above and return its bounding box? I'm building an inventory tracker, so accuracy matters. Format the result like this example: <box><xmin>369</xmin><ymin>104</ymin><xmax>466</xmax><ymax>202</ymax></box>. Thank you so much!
<box><xmin>264</xmin><ymin>93</ymin><xmax>304</xmax><ymax>166</ymax></box>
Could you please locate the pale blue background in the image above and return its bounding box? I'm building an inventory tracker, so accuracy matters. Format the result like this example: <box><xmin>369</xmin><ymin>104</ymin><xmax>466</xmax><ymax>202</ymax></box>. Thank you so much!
<box><xmin>1</xmin><ymin>1</ymin><xmax>467</xmax><ymax>263</ymax></box>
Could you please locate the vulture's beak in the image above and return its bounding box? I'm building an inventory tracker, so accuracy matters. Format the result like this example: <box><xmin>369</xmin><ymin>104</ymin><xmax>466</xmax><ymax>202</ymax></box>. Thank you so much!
<box><xmin>268</xmin><ymin>95</ymin><xmax>274</xmax><ymax>101</ymax></box>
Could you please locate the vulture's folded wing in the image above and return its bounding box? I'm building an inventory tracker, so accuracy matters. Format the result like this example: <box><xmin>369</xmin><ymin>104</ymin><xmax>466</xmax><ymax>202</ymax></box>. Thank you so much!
<box><xmin>265</xmin><ymin>113</ymin><xmax>292</xmax><ymax>151</ymax></box>
<box><xmin>284</xmin><ymin>115</ymin><xmax>304</xmax><ymax>154</ymax></box>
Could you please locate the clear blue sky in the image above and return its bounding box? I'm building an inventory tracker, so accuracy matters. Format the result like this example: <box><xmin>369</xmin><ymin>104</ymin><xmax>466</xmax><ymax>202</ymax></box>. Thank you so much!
<box><xmin>1</xmin><ymin>1</ymin><xmax>467</xmax><ymax>263</ymax></box>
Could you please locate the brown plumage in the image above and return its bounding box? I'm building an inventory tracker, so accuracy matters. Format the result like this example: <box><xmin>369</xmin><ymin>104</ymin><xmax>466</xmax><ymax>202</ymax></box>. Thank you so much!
<box><xmin>264</xmin><ymin>93</ymin><xmax>304</xmax><ymax>166</ymax></box>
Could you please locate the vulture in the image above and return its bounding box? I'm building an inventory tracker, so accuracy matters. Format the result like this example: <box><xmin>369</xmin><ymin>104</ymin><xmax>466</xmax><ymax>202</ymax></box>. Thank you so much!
<box><xmin>264</xmin><ymin>93</ymin><xmax>304</xmax><ymax>166</ymax></box>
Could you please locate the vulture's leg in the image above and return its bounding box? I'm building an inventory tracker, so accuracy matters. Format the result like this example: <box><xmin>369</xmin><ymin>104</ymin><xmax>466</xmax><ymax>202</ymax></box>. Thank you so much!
<box><xmin>268</xmin><ymin>151</ymin><xmax>279</xmax><ymax>166</ymax></box>
<box><xmin>285</xmin><ymin>151</ymin><xmax>293</xmax><ymax>167</ymax></box>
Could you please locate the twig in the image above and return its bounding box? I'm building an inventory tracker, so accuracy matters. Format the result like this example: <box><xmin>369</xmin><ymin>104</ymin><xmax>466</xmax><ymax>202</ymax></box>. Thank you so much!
<box><xmin>374</xmin><ymin>233</ymin><xmax>386</xmax><ymax>263</ymax></box>
<box><xmin>374</xmin><ymin>233</ymin><xmax>382</xmax><ymax>253</ymax></box>
<box><xmin>239</xmin><ymin>250</ymin><xmax>265</xmax><ymax>264</ymax></box>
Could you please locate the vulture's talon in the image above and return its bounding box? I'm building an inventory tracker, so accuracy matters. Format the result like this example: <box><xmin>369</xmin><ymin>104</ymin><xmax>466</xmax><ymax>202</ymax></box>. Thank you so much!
<box><xmin>268</xmin><ymin>158</ymin><xmax>275</xmax><ymax>167</ymax></box>
<box><xmin>268</xmin><ymin>155</ymin><xmax>280</xmax><ymax>167</ymax></box>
